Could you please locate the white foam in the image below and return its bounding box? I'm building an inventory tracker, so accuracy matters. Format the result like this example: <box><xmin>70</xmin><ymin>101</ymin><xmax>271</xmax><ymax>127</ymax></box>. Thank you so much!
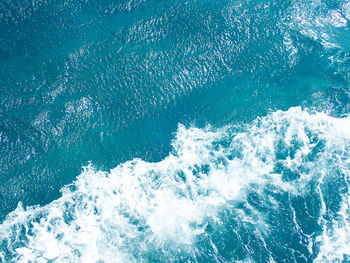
<box><xmin>343</xmin><ymin>2</ymin><xmax>350</xmax><ymax>21</ymax></box>
<box><xmin>287</xmin><ymin>0</ymin><xmax>349</xmax><ymax>50</ymax></box>
<box><xmin>315</xmin><ymin>168</ymin><xmax>350</xmax><ymax>262</ymax></box>
<box><xmin>0</xmin><ymin>107</ymin><xmax>349</xmax><ymax>262</ymax></box>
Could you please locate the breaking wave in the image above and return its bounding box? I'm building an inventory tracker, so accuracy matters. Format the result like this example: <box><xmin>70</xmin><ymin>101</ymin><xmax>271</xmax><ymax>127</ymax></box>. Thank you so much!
<box><xmin>0</xmin><ymin>107</ymin><xmax>349</xmax><ymax>262</ymax></box>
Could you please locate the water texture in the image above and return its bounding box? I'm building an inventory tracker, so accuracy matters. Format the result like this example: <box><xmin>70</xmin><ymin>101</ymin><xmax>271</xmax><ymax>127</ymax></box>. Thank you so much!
<box><xmin>0</xmin><ymin>0</ymin><xmax>350</xmax><ymax>262</ymax></box>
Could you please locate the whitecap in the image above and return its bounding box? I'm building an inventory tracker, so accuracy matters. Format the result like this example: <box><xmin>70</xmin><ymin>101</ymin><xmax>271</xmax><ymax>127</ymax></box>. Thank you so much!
<box><xmin>0</xmin><ymin>107</ymin><xmax>349</xmax><ymax>262</ymax></box>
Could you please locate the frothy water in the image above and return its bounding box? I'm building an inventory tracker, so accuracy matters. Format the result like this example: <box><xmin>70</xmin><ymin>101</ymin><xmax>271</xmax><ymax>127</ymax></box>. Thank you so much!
<box><xmin>1</xmin><ymin>107</ymin><xmax>349</xmax><ymax>262</ymax></box>
<box><xmin>288</xmin><ymin>0</ymin><xmax>350</xmax><ymax>49</ymax></box>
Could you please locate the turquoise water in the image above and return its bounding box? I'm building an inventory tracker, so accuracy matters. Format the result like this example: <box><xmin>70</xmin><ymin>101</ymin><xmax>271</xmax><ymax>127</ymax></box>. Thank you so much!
<box><xmin>1</xmin><ymin>0</ymin><xmax>350</xmax><ymax>262</ymax></box>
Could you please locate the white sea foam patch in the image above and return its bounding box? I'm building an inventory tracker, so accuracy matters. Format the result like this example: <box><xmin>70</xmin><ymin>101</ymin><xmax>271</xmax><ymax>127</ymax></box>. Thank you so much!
<box><xmin>0</xmin><ymin>107</ymin><xmax>350</xmax><ymax>262</ymax></box>
<box><xmin>316</xmin><ymin>194</ymin><xmax>350</xmax><ymax>262</ymax></box>
<box><xmin>288</xmin><ymin>0</ymin><xmax>349</xmax><ymax>49</ymax></box>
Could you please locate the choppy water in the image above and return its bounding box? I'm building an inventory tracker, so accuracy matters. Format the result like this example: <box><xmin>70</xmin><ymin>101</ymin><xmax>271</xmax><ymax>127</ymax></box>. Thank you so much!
<box><xmin>0</xmin><ymin>0</ymin><xmax>350</xmax><ymax>262</ymax></box>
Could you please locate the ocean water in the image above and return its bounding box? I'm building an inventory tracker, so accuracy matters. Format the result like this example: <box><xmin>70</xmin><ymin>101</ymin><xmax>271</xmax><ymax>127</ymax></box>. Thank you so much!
<box><xmin>0</xmin><ymin>0</ymin><xmax>350</xmax><ymax>262</ymax></box>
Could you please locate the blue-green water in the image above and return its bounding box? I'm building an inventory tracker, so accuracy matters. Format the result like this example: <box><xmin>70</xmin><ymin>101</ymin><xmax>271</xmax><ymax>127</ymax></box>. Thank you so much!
<box><xmin>0</xmin><ymin>0</ymin><xmax>350</xmax><ymax>262</ymax></box>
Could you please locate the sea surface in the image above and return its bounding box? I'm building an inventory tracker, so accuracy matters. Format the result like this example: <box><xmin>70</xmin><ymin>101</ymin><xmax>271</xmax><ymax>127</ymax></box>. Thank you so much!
<box><xmin>1</xmin><ymin>0</ymin><xmax>350</xmax><ymax>262</ymax></box>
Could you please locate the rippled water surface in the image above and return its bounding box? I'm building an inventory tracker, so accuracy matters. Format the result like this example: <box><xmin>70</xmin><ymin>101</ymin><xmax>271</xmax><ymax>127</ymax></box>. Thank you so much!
<box><xmin>1</xmin><ymin>0</ymin><xmax>350</xmax><ymax>262</ymax></box>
